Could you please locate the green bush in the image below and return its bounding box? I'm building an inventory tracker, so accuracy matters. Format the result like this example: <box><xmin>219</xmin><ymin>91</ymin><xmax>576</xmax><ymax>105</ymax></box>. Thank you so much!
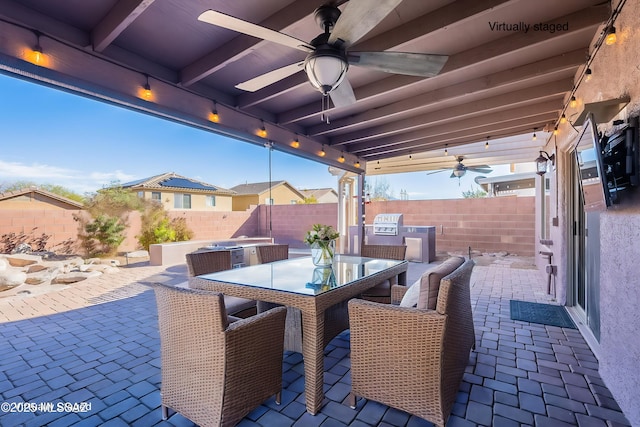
<box><xmin>137</xmin><ymin>203</ymin><xmax>194</xmax><ymax>250</ymax></box>
<box><xmin>82</xmin><ymin>214</ymin><xmax>126</xmax><ymax>256</ymax></box>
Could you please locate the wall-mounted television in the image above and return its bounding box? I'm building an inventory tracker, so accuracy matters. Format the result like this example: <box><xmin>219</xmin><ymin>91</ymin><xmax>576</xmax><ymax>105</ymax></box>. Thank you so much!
<box><xmin>575</xmin><ymin>113</ymin><xmax>611</xmax><ymax>212</ymax></box>
<box><xmin>575</xmin><ymin>113</ymin><xmax>639</xmax><ymax>211</ymax></box>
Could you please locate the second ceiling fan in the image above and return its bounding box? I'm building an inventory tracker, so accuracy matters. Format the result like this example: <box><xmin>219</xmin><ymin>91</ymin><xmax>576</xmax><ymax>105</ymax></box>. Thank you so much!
<box><xmin>198</xmin><ymin>0</ymin><xmax>448</xmax><ymax>107</ymax></box>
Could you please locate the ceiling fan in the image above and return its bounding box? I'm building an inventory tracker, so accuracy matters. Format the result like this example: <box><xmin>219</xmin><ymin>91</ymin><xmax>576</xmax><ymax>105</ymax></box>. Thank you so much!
<box><xmin>198</xmin><ymin>0</ymin><xmax>448</xmax><ymax>108</ymax></box>
<box><xmin>427</xmin><ymin>156</ymin><xmax>493</xmax><ymax>180</ymax></box>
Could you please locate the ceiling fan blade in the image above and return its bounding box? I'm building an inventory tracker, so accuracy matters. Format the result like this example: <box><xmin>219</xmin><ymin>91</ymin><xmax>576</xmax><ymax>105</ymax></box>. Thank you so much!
<box><xmin>329</xmin><ymin>78</ymin><xmax>356</xmax><ymax>108</ymax></box>
<box><xmin>198</xmin><ymin>10</ymin><xmax>314</xmax><ymax>52</ymax></box>
<box><xmin>349</xmin><ymin>52</ymin><xmax>448</xmax><ymax>77</ymax></box>
<box><xmin>328</xmin><ymin>0</ymin><xmax>402</xmax><ymax>47</ymax></box>
<box><xmin>468</xmin><ymin>168</ymin><xmax>493</xmax><ymax>174</ymax></box>
<box><xmin>236</xmin><ymin>62</ymin><xmax>304</xmax><ymax>92</ymax></box>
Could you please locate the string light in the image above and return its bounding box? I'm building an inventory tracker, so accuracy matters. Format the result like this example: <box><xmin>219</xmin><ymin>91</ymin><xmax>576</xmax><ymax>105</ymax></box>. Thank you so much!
<box><xmin>485</xmin><ymin>136</ymin><xmax>490</xmax><ymax>150</ymax></box>
<box><xmin>257</xmin><ymin>121</ymin><xmax>267</xmax><ymax>138</ymax></box>
<box><xmin>318</xmin><ymin>146</ymin><xmax>326</xmax><ymax>157</ymax></box>
<box><xmin>141</xmin><ymin>75</ymin><xmax>152</xmax><ymax>100</ymax></box>
<box><xmin>444</xmin><ymin>144</ymin><xmax>448</xmax><ymax>156</ymax></box>
<box><xmin>560</xmin><ymin>114</ymin><xmax>567</xmax><ymax>124</ymax></box>
<box><xmin>338</xmin><ymin>153</ymin><xmax>345</xmax><ymax>163</ymax></box>
<box><xmin>30</xmin><ymin>31</ymin><xmax>44</xmax><ymax>65</ymax></box>
<box><xmin>209</xmin><ymin>101</ymin><xmax>219</xmax><ymax>123</ymax></box>
<box><xmin>354</xmin><ymin>159</ymin><xmax>361</xmax><ymax>168</ymax></box>
<box><xmin>290</xmin><ymin>137</ymin><xmax>300</xmax><ymax>148</ymax></box>
<box><xmin>569</xmin><ymin>96</ymin><xmax>577</xmax><ymax>109</ymax></box>
<box><xmin>553</xmin><ymin>126</ymin><xmax>559</xmax><ymax>136</ymax></box>
<box><xmin>605</xmin><ymin>26</ymin><xmax>617</xmax><ymax>45</ymax></box>
<box><xmin>584</xmin><ymin>68</ymin><xmax>592</xmax><ymax>83</ymax></box>
<box><xmin>532</xmin><ymin>128</ymin><xmax>537</xmax><ymax>141</ymax></box>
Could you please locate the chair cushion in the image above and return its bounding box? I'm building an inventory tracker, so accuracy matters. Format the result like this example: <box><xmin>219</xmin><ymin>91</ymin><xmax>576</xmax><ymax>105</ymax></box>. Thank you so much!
<box><xmin>399</xmin><ymin>279</ymin><xmax>420</xmax><ymax>307</ymax></box>
<box><xmin>406</xmin><ymin>256</ymin><xmax>465</xmax><ymax>310</ymax></box>
<box><xmin>418</xmin><ymin>256</ymin><xmax>465</xmax><ymax>310</ymax></box>
<box><xmin>224</xmin><ymin>295</ymin><xmax>257</xmax><ymax>316</ymax></box>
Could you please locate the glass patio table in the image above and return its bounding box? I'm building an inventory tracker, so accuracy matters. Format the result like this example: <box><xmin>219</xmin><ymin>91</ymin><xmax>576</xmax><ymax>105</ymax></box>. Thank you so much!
<box><xmin>190</xmin><ymin>254</ymin><xmax>408</xmax><ymax>415</ymax></box>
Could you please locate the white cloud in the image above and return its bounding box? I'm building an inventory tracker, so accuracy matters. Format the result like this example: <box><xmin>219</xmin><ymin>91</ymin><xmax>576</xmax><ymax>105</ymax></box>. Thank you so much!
<box><xmin>0</xmin><ymin>160</ymin><xmax>136</xmax><ymax>194</ymax></box>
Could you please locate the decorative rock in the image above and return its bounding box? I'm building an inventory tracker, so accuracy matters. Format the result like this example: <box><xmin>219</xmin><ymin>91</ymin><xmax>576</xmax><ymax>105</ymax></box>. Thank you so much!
<box><xmin>6</xmin><ymin>253</ymin><xmax>43</xmax><ymax>267</ymax></box>
<box><xmin>25</xmin><ymin>267</ymin><xmax>60</xmax><ymax>285</ymax></box>
<box><xmin>11</xmin><ymin>243</ymin><xmax>32</xmax><ymax>254</ymax></box>
<box><xmin>0</xmin><ymin>270</ymin><xmax>28</xmax><ymax>289</ymax></box>
<box><xmin>27</xmin><ymin>264</ymin><xmax>49</xmax><ymax>273</ymax></box>
<box><xmin>86</xmin><ymin>264</ymin><xmax>119</xmax><ymax>274</ymax></box>
<box><xmin>53</xmin><ymin>270</ymin><xmax>102</xmax><ymax>284</ymax></box>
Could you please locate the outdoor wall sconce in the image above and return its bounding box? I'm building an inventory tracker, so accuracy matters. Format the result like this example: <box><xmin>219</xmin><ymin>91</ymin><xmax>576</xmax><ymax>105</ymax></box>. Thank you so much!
<box><xmin>535</xmin><ymin>151</ymin><xmax>555</xmax><ymax>176</ymax></box>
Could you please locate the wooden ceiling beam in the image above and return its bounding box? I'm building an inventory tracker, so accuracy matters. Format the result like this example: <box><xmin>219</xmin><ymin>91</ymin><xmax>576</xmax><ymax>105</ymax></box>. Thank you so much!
<box><xmin>238</xmin><ymin>0</ymin><xmax>514</xmax><ymax>110</ymax></box>
<box><xmin>92</xmin><ymin>0</ymin><xmax>156</xmax><ymax>52</ymax></box>
<box><xmin>274</xmin><ymin>4</ymin><xmax>608</xmax><ymax>123</ymax></box>
<box><xmin>305</xmin><ymin>49</ymin><xmax>585</xmax><ymax>135</ymax></box>
<box><xmin>328</xmin><ymin>78</ymin><xmax>571</xmax><ymax>145</ymax></box>
<box><xmin>180</xmin><ymin>0</ymin><xmax>316</xmax><ymax>87</ymax></box>
<box><xmin>348</xmin><ymin>101</ymin><xmax>559</xmax><ymax>155</ymax></box>
<box><xmin>358</xmin><ymin>114</ymin><xmax>556</xmax><ymax>159</ymax></box>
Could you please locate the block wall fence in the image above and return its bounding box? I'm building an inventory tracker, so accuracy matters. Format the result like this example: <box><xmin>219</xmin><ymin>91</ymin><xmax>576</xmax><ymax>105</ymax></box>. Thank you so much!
<box><xmin>0</xmin><ymin>196</ymin><xmax>535</xmax><ymax>256</ymax></box>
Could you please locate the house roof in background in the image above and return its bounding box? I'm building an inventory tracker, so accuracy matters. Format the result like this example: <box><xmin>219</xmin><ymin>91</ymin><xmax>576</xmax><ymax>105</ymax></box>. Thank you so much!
<box><xmin>300</xmin><ymin>188</ymin><xmax>338</xmax><ymax>200</ymax></box>
<box><xmin>0</xmin><ymin>187</ymin><xmax>84</xmax><ymax>209</ymax></box>
<box><xmin>121</xmin><ymin>172</ymin><xmax>235</xmax><ymax>195</ymax></box>
<box><xmin>230</xmin><ymin>180</ymin><xmax>304</xmax><ymax>198</ymax></box>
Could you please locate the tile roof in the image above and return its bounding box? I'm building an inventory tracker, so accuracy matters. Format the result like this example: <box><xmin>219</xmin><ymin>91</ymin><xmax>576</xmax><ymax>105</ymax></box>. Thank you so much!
<box><xmin>121</xmin><ymin>172</ymin><xmax>235</xmax><ymax>195</ymax></box>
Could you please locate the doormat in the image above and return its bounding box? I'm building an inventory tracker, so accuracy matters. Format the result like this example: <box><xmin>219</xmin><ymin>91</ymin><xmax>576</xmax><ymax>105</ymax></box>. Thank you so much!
<box><xmin>510</xmin><ymin>300</ymin><xmax>576</xmax><ymax>329</ymax></box>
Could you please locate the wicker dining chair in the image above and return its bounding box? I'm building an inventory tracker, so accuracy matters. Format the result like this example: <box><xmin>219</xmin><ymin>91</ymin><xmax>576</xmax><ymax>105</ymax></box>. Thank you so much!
<box><xmin>152</xmin><ymin>282</ymin><xmax>287</xmax><ymax>427</ymax></box>
<box><xmin>360</xmin><ymin>244</ymin><xmax>407</xmax><ymax>304</ymax></box>
<box><xmin>185</xmin><ymin>250</ymin><xmax>256</xmax><ymax>317</ymax></box>
<box><xmin>256</xmin><ymin>244</ymin><xmax>289</xmax><ymax>264</ymax></box>
<box><xmin>185</xmin><ymin>250</ymin><xmax>232</xmax><ymax>276</ymax></box>
<box><xmin>348</xmin><ymin>259</ymin><xmax>475</xmax><ymax>427</ymax></box>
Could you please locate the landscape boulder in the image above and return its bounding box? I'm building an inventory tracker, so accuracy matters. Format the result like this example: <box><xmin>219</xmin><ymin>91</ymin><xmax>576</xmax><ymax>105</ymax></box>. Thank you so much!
<box><xmin>0</xmin><ymin>270</ymin><xmax>27</xmax><ymax>290</ymax></box>
<box><xmin>53</xmin><ymin>270</ymin><xmax>102</xmax><ymax>284</ymax></box>
<box><xmin>5</xmin><ymin>253</ymin><xmax>43</xmax><ymax>267</ymax></box>
<box><xmin>25</xmin><ymin>267</ymin><xmax>61</xmax><ymax>285</ymax></box>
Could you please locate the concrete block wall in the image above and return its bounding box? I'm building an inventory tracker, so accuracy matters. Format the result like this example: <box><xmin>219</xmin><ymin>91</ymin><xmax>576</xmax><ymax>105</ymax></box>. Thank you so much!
<box><xmin>256</xmin><ymin>203</ymin><xmax>338</xmax><ymax>248</ymax></box>
<box><xmin>0</xmin><ymin>197</ymin><xmax>534</xmax><ymax>256</ymax></box>
<box><xmin>365</xmin><ymin>196</ymin><xmax>535</xmax><ymax>256</ymax></box>
<box><xmin>0</xmin><ymin>209</ymin><xmax>81</xmax><ymax>253</ymax></box>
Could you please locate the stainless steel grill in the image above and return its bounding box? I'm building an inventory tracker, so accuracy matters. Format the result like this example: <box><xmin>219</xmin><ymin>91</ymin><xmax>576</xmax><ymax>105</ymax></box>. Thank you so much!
<box><xmin>372</xmin><ymin>213</ymin><xmax>403</xmax><ymax>236</ymax></box>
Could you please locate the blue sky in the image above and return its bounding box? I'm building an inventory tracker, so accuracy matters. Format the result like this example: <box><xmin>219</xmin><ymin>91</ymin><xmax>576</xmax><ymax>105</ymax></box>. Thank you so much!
<box><xmin>0</xmin><ymin>73</ymin><xmax>497</xmax><ymax>199</ymax></box>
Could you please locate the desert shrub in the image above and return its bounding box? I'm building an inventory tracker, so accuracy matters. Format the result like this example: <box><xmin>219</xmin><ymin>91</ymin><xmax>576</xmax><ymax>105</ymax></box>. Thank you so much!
<box><xmin>81</xmin><ymin>214</ymin><xmax>126</xmax><ymax>256</ymax></box>
<box><xmin>137</xmin><ymin>203</ymin><xmax>194</xmax><ymax>250</ymax></box>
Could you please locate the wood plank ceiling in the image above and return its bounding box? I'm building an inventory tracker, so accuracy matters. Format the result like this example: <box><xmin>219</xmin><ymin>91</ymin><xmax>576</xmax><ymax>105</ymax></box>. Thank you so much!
<box><xmin>0</xmin><ymin>0</ymin><xmax>610</xmax><ymax>175</ymax></box>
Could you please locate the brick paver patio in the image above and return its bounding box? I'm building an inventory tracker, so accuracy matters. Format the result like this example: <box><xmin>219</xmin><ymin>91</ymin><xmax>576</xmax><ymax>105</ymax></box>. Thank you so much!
<box><xmin>0</xmin><ymin>256</ymin><xmax>631</xmax><ymax>426</ymax></box>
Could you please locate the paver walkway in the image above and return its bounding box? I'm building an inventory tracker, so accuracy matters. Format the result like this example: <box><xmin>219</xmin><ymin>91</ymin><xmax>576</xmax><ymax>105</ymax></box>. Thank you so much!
<box><xmin>0</xmin><ymin>256</ymin><xmax>631</xmax><ymax>426</ymax></box>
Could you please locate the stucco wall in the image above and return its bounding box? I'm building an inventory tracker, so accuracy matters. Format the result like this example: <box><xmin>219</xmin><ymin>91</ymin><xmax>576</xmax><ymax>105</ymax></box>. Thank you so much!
<box><xmin>137</xmin><ymin>190</ymin><xmax>233</xmax><ymax>211</ymax></box>
<box><xmin>537</xmin><ymin>1</ymin><xmax>640</xmax><ymax>423</ymax></box>
<box><xmin>598</xmin><ymin>195</ymin><xmax>640</xmax><ymax>427</ymax></box>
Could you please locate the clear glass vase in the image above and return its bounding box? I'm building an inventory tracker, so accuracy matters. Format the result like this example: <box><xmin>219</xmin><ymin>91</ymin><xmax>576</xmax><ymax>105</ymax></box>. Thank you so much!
<box><xmin>310</xmin><ymin>240</ymin><xmax>335</xmax><ymax>266</ymax></box>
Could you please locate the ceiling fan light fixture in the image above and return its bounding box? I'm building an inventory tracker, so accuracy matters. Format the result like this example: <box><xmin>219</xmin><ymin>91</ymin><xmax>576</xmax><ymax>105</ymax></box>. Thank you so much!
<box><xmin>453</xmin><ymin>168</ymin><xmax>466</xmax><ymax>178</ymax></box>
<box><xmin>304</xmin><ymin>49</ymin><xmax>348</xmax><ymax>95</ymax></box>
